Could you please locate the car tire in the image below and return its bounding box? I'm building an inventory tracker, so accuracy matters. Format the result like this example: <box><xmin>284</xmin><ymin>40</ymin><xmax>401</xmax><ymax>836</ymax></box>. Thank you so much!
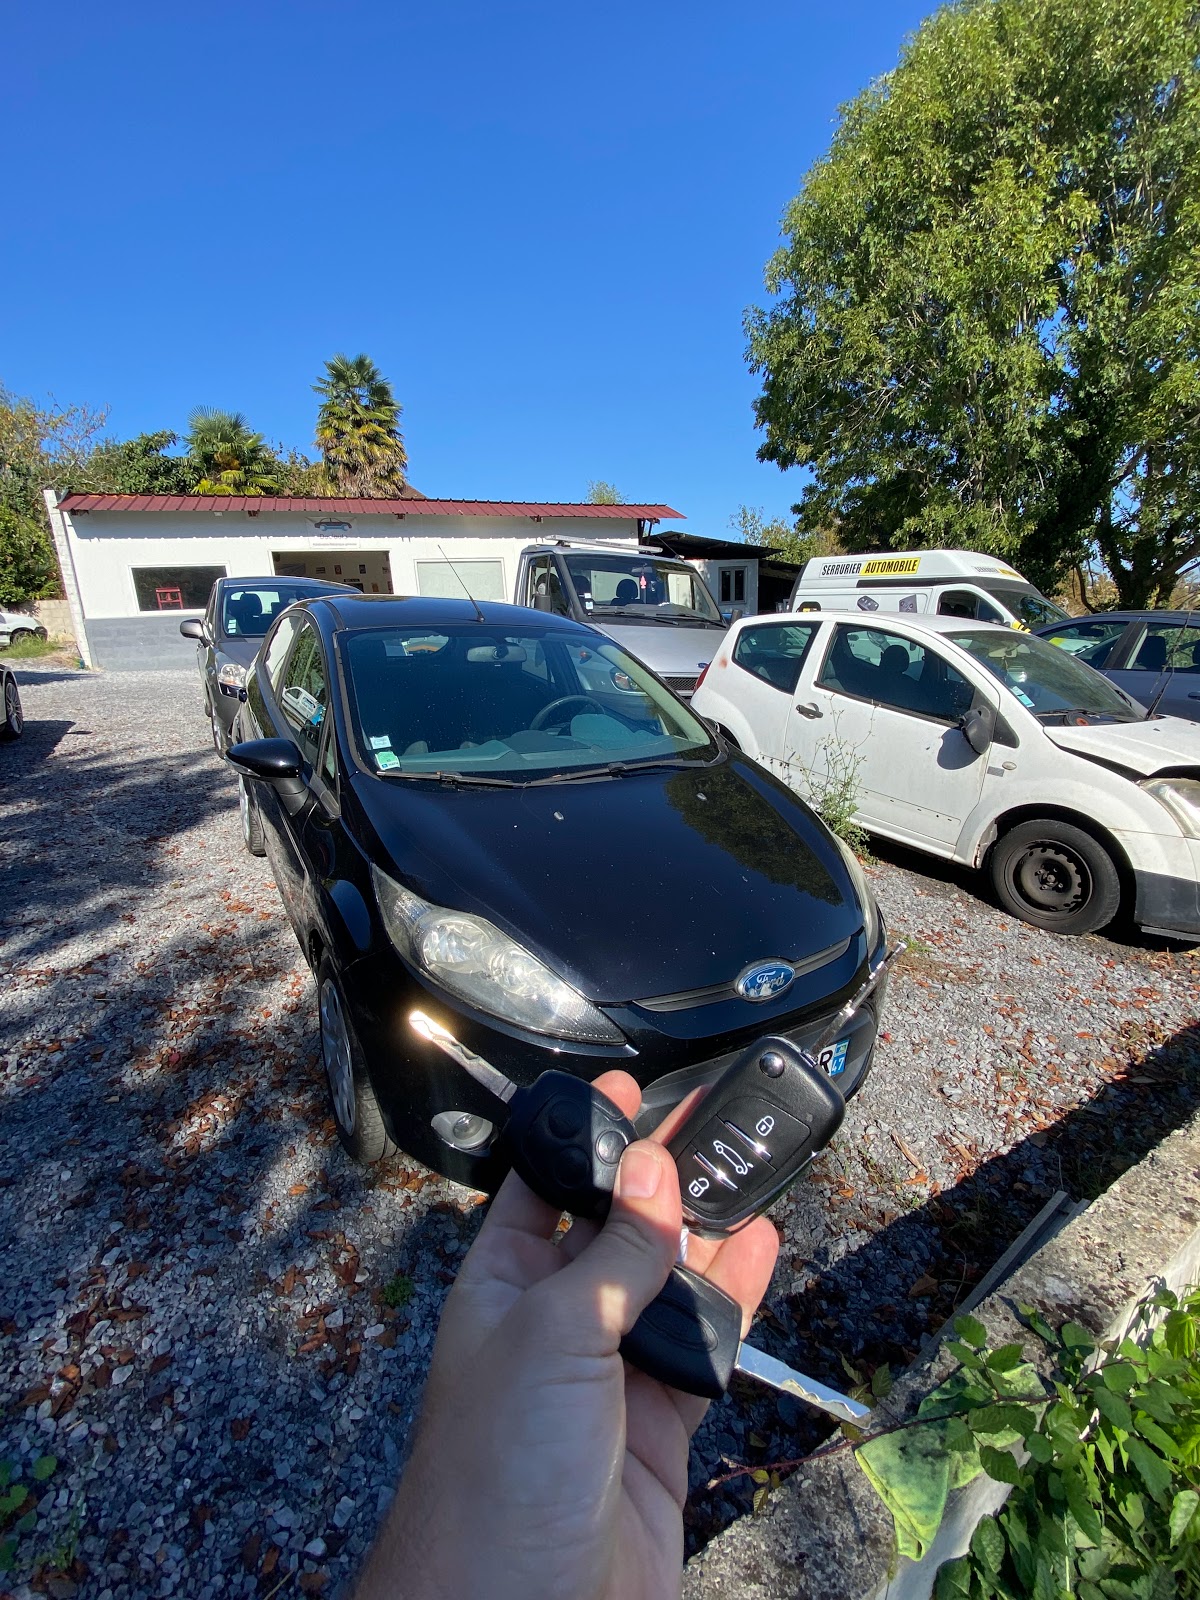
<box><xmin>1</xmin><ymin>675</ymin><xmax>22</xmax><ymax>740</ymax></box>
<box><xmin>989</xmin><ymin>819</ymin><xmax>1121</xmax><ymax>936</ymax></box>
<box><xmin>238</xmin><ymin>777</ymin><xmax>266</xmax><ymax>856</ymax></box>
<box><xmin>317</xmin><ymin>958</ymin><xmax>396</xmax><ymax>1163</ymax></box>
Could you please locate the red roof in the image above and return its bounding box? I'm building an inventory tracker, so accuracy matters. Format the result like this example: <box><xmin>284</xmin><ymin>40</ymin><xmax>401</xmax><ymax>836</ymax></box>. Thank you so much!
<box><xmin>58</xmin><ymin>494</ymin><xmax>683</xmax><ymax>520</ymax></box>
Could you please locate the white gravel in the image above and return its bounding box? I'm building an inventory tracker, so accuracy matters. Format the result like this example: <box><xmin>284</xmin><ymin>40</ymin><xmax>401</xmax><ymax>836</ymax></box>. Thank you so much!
<box><xmin>2</xmin><ymin>661</ymin><xmax>1199</xmax><ymax>1589</ymax></box>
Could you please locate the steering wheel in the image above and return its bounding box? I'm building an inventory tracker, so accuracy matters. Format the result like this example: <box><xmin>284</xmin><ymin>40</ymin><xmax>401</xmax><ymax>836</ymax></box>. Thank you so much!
<box><xmin>530</xmin><ymin>695</ymin><xmax>605</xmax><ymax>731</ymax></box>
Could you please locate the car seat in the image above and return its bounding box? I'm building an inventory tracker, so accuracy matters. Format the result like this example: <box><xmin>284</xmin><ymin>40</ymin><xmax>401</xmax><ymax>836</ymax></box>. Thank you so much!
<box><xmin>1133</xmin><ymin>634</ymin><xmax>1168</xmax><ymax>672</ymax></box>
<box><xmin>226</xmin><ymin>592</ymin><xmax>264</xmax><ymax>636</ymax></box>
<box><xmin>613</xmin><ymin>579</ymin><xmax>640</xmax><ymax>605</ymax></box>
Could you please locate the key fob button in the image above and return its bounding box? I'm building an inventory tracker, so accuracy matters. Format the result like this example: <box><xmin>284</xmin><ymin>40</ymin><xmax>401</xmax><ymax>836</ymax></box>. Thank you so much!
<box><xmin>720</xmin><ymin>1098</ymin><xmax>812</xmax><ymax>1166</ymax></box>
<box><xmin>595</xmin><ymin>1128</ymin><xmax>628</xmax><ymax>1165</ymax></box>
<box><xmin>553</xmin><ymin>1145</ymin><xmax>591</xmax><ymax>1188</ymax></box>
<box><xmin>547</xmin><ymin>1098</ymin><xmax>585</xmax><ymax>1139</ymax></box>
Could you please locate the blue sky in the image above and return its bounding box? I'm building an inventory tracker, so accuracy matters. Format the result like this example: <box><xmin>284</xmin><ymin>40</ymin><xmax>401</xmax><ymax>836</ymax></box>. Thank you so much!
<box><xmin>3</xmin><ymin>0</ymin><xmax>931</xmax><ymax>533</ymax></box>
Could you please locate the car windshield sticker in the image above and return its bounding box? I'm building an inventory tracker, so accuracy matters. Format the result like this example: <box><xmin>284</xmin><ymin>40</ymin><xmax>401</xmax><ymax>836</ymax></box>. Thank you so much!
<box><xmin>368</xmin><ymin>734</ymin><xmax>392</xmax><ymax>749</ymax></box>
<box><xmin>376</xmin><ymin>749</ymin><xmax>401</xmax><ymax>770</ymax></box>
<box><xmin>1013</xmin><ymin>688</ymin><xmax>1034</xmax><ymax>706</ymax></box>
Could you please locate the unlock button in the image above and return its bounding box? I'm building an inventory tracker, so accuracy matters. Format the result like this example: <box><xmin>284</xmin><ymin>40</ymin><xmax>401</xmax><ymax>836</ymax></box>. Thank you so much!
<box><xmin>719</xmin><ymin>1098</ymin><xmax>812</xmax><ymax>1169</ymax></box>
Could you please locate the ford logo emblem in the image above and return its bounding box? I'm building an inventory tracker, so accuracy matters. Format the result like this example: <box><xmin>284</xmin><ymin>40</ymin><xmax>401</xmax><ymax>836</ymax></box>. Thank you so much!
<box><xmin>735</xmin><ymin>961</ymin><xmax>796</xmax><ymax>1002</ymax></box>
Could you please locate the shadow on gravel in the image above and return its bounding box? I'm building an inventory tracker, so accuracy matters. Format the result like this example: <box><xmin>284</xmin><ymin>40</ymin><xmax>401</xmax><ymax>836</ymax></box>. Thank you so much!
<box><xmin>683</xmin><ymin>1014</ymin><xmax>1200</xmax><ymax>1554</ymax></box>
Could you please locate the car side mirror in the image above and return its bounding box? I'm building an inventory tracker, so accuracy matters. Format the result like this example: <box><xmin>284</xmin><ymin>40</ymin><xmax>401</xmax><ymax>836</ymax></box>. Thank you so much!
<box><xmin>729</xmin><ymin>608</ymin><xmax>745</xmax><ymax>623</ymax></box>
<box><xmin>179</xmin><ymin>618</ymin><xmax>205</xmax><ymax>640</ymax></box>
<box><xmin>531</xmin><ymin>592</ymin><xmax>554</xmax><ymax>612</ymax></box>
<box><xmin>226</xmin><ymin>738</ymin><xmax>303</xmax><ymax>780</ymax></box>
<box><xmin>959</xmin><ymin>704</ymin><xmax>995</xmax><ymax>755</ymax></box>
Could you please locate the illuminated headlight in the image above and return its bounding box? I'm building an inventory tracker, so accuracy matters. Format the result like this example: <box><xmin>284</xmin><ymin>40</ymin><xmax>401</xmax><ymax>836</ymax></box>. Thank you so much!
<box><xmin>1142</xmin><ymin>778</ymin><xmax>1200</xmax><ymax>839</ymax></box>
<box><xmin>832</xmin><ymin>835</ymin><xmax>882</xmax><ymax>949</ymax></box>
<box><xmin>217</xmin><ymin>662</ymin><xmax>247</xmax><ymax>691</ymax></box>
<box><xmin>370</xmin><ymin>866</ymin><xmax>623</xmax><ymax>1044</ymax></box>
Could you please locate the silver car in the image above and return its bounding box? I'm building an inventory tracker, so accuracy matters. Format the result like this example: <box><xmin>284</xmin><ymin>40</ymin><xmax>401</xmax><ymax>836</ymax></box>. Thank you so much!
<box><xmin>181</xmin><ymin>577</ymin><xmax>353</xmax><ymax>753</ymax></box>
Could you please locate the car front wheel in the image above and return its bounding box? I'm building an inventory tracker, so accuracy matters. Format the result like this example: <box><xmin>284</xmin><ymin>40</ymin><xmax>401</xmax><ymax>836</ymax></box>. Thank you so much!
<box><xmin>1</xmin><ymin>676</ymin><xmax>22</xmax><ymax>739</ymax></box>
<box><xmin>989</xmin><ymin>819</ymin><xmax>1121</xmax><ymax>936</ymax></box>
<box><xmin>317</xmin><ymin>959</ymin><xmax>395</xmax><ymax>1163</ymax></box>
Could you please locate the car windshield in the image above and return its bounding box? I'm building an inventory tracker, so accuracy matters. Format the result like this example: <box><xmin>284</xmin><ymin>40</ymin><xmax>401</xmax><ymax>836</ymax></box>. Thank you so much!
<box><xmin>946</xmin><ymin>629</ymin><xmax>1145</xmax><ymax>722</ymax></box>
<box><xmin>562</xmin><ymin>554</ymin><xmax>722</xmax><ymax>623</ymax></box>
<box><xmin>221</xmin><ymin>585</ymin><xmax>316</xmax><ymax>638</ymax></box>
<box><xmin>984</xmin><ymin>584</ymin><xmax>1069</xmax><ymax>628</ymax></box>
<box><xmin>341</xmin><ymin>624</ymin><xmax>718</xmax><ymax>780</ymax></box>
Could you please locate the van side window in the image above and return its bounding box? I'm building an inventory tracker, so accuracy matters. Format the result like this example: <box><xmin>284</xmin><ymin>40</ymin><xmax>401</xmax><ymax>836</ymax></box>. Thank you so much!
<box><xmin>527</xmin><ymin>556</ymin><xmax>570</xmax><ymax>616</ymax></box>
<box><xmin>732</xmin><ymin>623</ymin><xmax>820</xmax><ymax>693</ymax></box>
<box><xmin>818</xmin><ymin>625</ymin><xmax>973</xmax><ymax>722</ymax></box>
<box><xmin>938</xmin><ymin>590</ymin><xmax>982</xmax><ymax>620</ymax></box>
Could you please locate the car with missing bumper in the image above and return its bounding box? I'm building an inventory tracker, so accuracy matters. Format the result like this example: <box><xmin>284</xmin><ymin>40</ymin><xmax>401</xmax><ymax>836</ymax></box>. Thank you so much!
<box><xmin>180</xmin><ymin>576</ymin><xmax>353</xmax><ymax>754</ymax></box>
<box><xmin>692</xmin><ymin>610</ymin><xmax>1200</xmax><ymax>941</ymax></box>
<box><xmin>225</xmin><ymin>594</ymin><xmax>887</xmax><ymax>1188</ymax></box>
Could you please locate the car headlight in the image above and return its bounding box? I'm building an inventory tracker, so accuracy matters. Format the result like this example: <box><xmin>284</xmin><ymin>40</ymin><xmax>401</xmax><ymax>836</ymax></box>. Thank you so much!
<box><xmin>371</xmin><ymin>866</ymin><xmax>624</xmax><ymax>1043</ymax></box>
<box><xmin>831</xmin><ymin>834</ymin><xmax>882</xmax><ymax>949</ymax></box>
<box><xmin>1142</xmin><ymin>778</ymin><xmax>1200</xmax><ymax>839</ymax></box>
<box><xmin>218</xmin><ymin>662</ymin><xmax>247</xmax><ymax>690</ymax></box>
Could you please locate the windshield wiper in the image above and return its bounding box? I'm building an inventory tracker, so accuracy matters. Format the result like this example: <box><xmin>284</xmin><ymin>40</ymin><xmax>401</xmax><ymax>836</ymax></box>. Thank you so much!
<box><xmin>431</xmin><ymin>770</ymin><xmax>520</xmax><ymax>787</ymax></box>
<box><xmin>527</xmin><ymin>756</ymin><xmax>710</xmax><ymax>785</ymax></box>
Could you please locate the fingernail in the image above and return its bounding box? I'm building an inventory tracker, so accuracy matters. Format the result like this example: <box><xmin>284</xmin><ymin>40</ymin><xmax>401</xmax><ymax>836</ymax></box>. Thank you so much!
<box><xmin>617</xmin><ymin>1143</ymin><xmax>662</xmax><ymax>1200</ymax></box>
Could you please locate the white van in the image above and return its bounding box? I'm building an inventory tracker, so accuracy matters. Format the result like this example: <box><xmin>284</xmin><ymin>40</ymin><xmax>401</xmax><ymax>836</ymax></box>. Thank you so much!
<box><xmin>692</xmin><ymin>610</ymin><xmax>1200</xmax><ymax>940</ymax></box>
<box><xmin>790</xmin><ymin>549</ymin><xmax>1068</xmax><ymax>630</ymax></box>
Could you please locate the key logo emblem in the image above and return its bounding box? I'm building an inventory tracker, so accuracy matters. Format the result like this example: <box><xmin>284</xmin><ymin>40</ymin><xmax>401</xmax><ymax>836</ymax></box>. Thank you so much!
<box><xmin>712</xmin><ymin>1140</ymin><xmax>751</xmax><ymax>1177</ymax></box>
<box><xmin>735</xmin><ymin>961</ymin><xmax>797</xmax><ymax>1002</ymax></box>
<box><xmin>755</xmin><ymin>1114</ymin><xmax>775</xmax><ymax>1138</ymax></box>
<box><xmin>688</xmin><ymin>1176</ymin><xmax>710</xmax><ymax>1199</ymax></box>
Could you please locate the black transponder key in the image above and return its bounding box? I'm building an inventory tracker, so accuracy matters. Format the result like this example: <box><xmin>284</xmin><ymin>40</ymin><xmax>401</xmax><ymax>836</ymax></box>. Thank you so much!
<box><xmin>668</xmin><ymin>1036</ymin><xmax>846</xmax><ymax>1236</ymax></box>
<box><xmin>620</xmin><ymin>1264</ymin><xmax>741</xmax><ymax>1399</ymax></box>
<box><xmin>500</xmin><ymin>1069</ymin><xmax>636</xmax><ymax>1220</ymax></box>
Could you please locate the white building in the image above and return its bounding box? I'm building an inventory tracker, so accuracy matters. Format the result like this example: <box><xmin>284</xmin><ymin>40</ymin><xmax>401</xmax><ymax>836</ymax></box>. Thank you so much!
<box><xmin>45</xmin><ymin>492</ymin><xmax>683</xmax><ymax>670</ymax></box>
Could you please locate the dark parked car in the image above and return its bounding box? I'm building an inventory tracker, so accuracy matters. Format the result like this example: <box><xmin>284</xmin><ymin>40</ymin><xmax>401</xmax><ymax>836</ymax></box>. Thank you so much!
<box><xmin>225</xmin><ymin>594</ymin><xmax>887</xmax><ymax>1188</ymax></box>
<box><xmin>181</xmin><ymin>577</ymin><xmax>354</xmax><ymax>753</ymax></box>
<box><xmin>0</xmin><ymin>661</ymin><xmax>22</xmax><ymax>740</ymax></box>
<box><xmin>1033</xmin><ymin>611</ymin><xmax>1200</xmax><ymax>722</ymax></box>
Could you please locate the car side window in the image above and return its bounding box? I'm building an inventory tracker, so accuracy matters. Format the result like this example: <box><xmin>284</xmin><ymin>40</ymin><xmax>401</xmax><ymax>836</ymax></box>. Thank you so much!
<box><xmin>819</xmin><ymin>625</ymin><xmax>974</xmax><ymax>722</ymax></box>
<box><xmin>1042</xmin><ymin>618</ymin><xmax>1129</xmax><ymax>669</ymax></box>
<box><xmin>264</xmin><ymin>614</ymin><xmax>302</xmax><ymax>690</ymax></box>
<box><xmin>1124</xmin><ymin>621</ymin><xmax>1200</xmax><ymax>674</ymax></box>
<box><xmin>528</xmin><ymin>556</ymin><xmax>570</xmax><ymax>617</ymax></box>
<box><xmin>279</xmin><ymin>623</ymin><xmax>329</xmax><ymax>767</ymax></box>
<box><xmin>732</xmin><ymin>623</ymin><xmax>820</xmax><ymax>693</ymax></box>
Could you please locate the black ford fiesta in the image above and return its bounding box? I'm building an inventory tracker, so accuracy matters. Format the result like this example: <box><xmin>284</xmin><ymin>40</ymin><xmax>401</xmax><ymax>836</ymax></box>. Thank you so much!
<box><xmin>227</xmin><ymin>594</ymin><xmax>887</xmax><ymax>1188</ymax></box>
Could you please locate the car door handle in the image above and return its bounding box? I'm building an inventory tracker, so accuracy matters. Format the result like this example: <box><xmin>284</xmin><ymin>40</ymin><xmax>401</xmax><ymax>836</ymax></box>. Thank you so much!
<box><xmin>794</xmin><ymin>702</ymin><xmax>823</xmax><ymax>719</ymax></box>
<box><xmin>1188</xmin><ymin>692</ymin><xmax>1200</xmax><ymax>700</ymax></box>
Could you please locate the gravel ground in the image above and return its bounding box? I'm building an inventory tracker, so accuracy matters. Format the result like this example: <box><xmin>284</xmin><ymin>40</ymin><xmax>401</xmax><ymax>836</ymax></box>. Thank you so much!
<box><xmin>3</xmin><ymin>662</ymin><xmax>1200</xmax><ymax>1595</ymax></box>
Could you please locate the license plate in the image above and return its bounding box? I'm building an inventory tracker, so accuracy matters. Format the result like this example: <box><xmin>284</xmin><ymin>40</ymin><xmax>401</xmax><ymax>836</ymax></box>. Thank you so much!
<box><xmin>814</xmin><ymin>1038</ymin><xmax>849</xmax><ymax>1077</ymax></box>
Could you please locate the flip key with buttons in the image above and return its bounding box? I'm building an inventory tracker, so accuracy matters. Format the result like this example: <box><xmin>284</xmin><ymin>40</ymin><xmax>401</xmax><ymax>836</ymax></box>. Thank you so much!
<box><xmin>667</xmin><ymin>1038</ymin><xmax>846</xmax><ymax>1234</ymax></box>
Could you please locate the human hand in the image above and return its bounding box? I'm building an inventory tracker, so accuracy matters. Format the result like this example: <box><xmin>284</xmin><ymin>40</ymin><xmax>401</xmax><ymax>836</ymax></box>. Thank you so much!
<box><xmin>355</xmin><ymin>1071</ymin><xmax>779</xmax><ymax>1600</ymax></box>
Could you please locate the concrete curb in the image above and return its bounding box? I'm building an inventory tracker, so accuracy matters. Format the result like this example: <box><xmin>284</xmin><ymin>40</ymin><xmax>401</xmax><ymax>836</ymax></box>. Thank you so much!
<box><xmin>684</xmin><ymin>1107</ymin><xmax>1200</xmax><ymax>1600</ymax></box>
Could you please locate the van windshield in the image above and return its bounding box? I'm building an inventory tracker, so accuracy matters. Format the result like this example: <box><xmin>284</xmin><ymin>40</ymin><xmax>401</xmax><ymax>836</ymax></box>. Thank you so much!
<box><xmin>946</xmin><ymin>630</ymin><xmax>1144</xmax><ymax>722</ymax></box>
<box><xmin>981</xmin><ymin>585</ymin><xmax>1069</xmax><ymax>628</ymax></box>
<box><xmin>562</xmin><ymin>553</ymin><xmax>722</xmax><ymax>624</ymax></box>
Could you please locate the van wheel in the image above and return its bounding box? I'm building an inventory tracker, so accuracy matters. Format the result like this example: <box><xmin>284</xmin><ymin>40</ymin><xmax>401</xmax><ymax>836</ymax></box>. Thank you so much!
<box><xmin>317</xmin><ymin>959</ymin><xmax>395</xmax><ymax>1163</ymax></box>
<box><xmin>989</xmin><ymin>820</ymin><xmax>1121</xmax><ymax>936</ymax></box>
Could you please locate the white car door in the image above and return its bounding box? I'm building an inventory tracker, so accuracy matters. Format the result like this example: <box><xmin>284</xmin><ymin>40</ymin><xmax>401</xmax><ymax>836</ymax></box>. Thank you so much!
<box><xmin>705</xmin><ymin>619</ymin><xmax>827</xmax><ymax>758</ymax></box>
<box><xmin>792</xmin><ymin>622</ymin><xmax>998</xmax><ymax>851</ymax></box>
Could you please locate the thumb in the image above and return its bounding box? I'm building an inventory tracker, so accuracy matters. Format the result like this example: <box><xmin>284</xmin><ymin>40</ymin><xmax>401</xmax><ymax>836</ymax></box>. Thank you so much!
<box><xmin>551</xmin><ymin>1140</ymin><xmax>683</xmax><ymax>1349</ymax></box>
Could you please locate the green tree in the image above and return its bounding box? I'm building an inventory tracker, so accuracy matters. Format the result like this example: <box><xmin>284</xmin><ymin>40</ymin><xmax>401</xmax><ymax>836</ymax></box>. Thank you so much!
<box><xmin>185</xmin><ymin>408</ymin><xmax>280</xmax><ymax>496</ymax></box>
<box><xmin>85</xmin><ymin>430</ymin><xmax>197</xmax><ymax>495</ymax></box>
<box><xmin>728</xmin><ymin>504</ymin><xmax>842</xmax><ymax>567</ymax></box>
<box><xmin>587</xmin><ymin>480</ymin><xmax>625</xmax><ymax>505</ymax></box>
<box><xmin>313</xmin><ymin>353</ymin><xmax>407</xmax><ymax>496</ymax></box>
<box><xmin>747</xmin><ymin>0</ymin><xmax>1200</xmax><ymax>608</ymax></box>
<box><xmin>0</xmin><ymin>507</ymin><xmax>57</xmax><ymax>605</ymax></box>
<box><xmin>0</xmin><ymin>385</ymin><xmax>108</xmax><ymax>601</ymax></box>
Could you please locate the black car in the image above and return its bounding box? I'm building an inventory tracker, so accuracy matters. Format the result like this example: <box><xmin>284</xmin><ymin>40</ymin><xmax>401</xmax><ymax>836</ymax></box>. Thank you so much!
<box><xmin>181</xmin><ymin>576</ymin><xmax>354</xmax><ymax>753</ymax></box>
<box><xmin>227</xmin><ymin>595</ymin><xmax>887</xmax><ymax>1187</ymax></box>
<box><xmin>1033</xmin><ymin>611</ymin><xmax>1200</xmax><ymax>722</ymax></box>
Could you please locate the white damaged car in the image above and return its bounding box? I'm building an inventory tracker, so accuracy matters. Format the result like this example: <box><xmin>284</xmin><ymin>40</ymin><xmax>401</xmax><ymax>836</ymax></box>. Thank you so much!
<box><xmin>692</xmin><ymin>611</ymin><xmax>1200</xmax><ymax>940</ymax></box>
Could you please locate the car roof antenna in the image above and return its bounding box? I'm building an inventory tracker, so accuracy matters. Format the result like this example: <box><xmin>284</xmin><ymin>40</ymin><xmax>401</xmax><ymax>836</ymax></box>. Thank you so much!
<box><xmin>1144</xmin><ymin>602</ymin><xmax>1196</xmax><ymax>718</ymax></box>
<box><xmin>437</xmin><ymin>544</ymin><xmax>485</xmax><ymax>622</ymax></box>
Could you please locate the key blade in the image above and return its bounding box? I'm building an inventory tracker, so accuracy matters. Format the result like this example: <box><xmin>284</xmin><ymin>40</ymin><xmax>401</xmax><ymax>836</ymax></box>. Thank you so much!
<box><xmin>807</xmin><ymin>941</ymin><xmax>907</xmax><ymax>1060</ymax></box>
<box><xmin>735</xmin><ymin>1342</ymin><xmax>870</xmax><ymax>1426</ymax></box>
<box><xmin>407</xmin><ymin>1010</ymin><xmax>516</xmax><ymax>1104</ymax></box>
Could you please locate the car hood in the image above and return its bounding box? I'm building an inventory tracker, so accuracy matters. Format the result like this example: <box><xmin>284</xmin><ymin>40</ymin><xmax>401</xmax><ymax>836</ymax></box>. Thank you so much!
<box><xmin>350</xmin><ymin>755</ymin><xmax>860</xmax><ymax>1003</ymax></box>
<box><xmin>217</xmin><ymin>637</ymin><xmax>263</xmax><ymax>669</ymax></box>
<box><xmin>1044</xmin><ymin>715</ymin><xmax>1200</xmax><ymax>776</ymax></box>
<box><xmin>587</xmin><ymin>619</ymin><xmax>727</xmax><ymax>679</ymax></box>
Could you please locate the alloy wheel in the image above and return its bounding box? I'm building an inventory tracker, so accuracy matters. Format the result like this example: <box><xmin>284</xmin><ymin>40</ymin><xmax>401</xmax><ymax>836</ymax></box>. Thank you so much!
<box><xmin>320</xmin><ymin>977</ymin><xmax>357</xmax><ymax>1135</ymax></box>
<box><xmin>5</xmin><ymin>679</ymin><xmax>22</xmax><ymax>736</ymax></box>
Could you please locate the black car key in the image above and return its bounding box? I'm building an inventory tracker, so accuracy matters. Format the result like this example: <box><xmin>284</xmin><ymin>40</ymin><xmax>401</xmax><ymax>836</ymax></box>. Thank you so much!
<box><xmin>668</xmin><ymin>1037</ymin><xmax>846</xmax><ymax>1236</ymax></box>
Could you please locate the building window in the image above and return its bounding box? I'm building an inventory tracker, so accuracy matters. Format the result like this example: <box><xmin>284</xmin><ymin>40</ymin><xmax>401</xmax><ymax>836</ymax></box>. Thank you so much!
<box><xmin>415</xmin><ymin>559</ymin><xmax>506</xmax><ymax>602</ymax></box>
<box><xmin>132</xmin><ymin>566</ymin><xmax>227</xmax><ymax>612</ymax></box>
<box><xmin>720</xmin><ymin>568</ymin><xmax>747</xmax><ymax>605</ymax></box>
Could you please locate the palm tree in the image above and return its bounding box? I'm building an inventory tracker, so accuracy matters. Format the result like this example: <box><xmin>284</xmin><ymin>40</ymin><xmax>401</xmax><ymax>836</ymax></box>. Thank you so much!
<box><xmin>186</xmin><ymin>409</ymin><xmax>279</xmax><ymax>496</ymax></box>
<box><xmin>313</xmin><ymin>354</ymin><xmax>407</xmax><ymax>496</ymax></box>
